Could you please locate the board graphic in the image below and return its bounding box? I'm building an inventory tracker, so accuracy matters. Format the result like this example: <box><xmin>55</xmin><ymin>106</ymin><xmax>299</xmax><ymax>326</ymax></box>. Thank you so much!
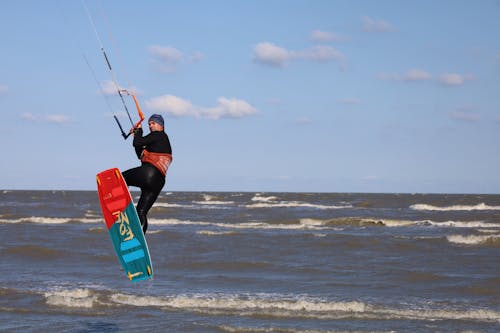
<box><xmin>96</xmin><ymin>168</ymin><xmax>153</xmax><ymax>282</ymax></box>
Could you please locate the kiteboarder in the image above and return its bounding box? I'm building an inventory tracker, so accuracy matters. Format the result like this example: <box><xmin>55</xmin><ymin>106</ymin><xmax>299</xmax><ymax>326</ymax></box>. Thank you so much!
<box><xmin>122</xmin><ymin>114</ymin><xmax>172</xmax><ymax>234</ymax></box>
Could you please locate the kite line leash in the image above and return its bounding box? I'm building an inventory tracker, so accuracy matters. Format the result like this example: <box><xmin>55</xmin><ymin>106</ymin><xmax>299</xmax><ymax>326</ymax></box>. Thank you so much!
<box><xmin>82</xmin><ymin>0</ymin><xmax>144</xmax><ymax>139</ymax></box>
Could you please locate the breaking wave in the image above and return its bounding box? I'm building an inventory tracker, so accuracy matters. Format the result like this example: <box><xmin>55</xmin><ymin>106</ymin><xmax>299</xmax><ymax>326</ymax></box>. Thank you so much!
<box><xmin>446</xmin><ymin>234</ymin><xmax>500</xmax><ymax>245</ymax></box>
<box><xmin>42</xmin><ymin>288</ymin><xmax>500</xmax><ymax>323</ymax></box>
<box><xmin>45</xmin><ymin>288</ymin><xmax>97</xmax><ymax>308</ymax></box>
<box><xmin>148</xmin><ymin>217</ymin><xmax>500</xmax><ymax>232</ymax></box>
<box><xmin>0</xmin><ymin>216</ymin><xmax>102</xmax><ymax>224</ymax></box>
<box><xmin>411</xmin><ymin>203</ymin><xmax>500</xmax><ymax>211</ymax></box>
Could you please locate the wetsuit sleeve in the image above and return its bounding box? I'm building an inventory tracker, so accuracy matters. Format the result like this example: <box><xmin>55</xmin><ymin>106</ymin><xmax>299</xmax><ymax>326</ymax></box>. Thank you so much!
<box><xmin>133</xmin><ymin>131</ymin><xmax>171</xmax><ymax>154</ymax></box>
<box><xmin>133</xmin><ymin>131</ymin><xmax>157</xmax><ymax>148</ymax></box>
<box><xmin>133</xmin><ymin>128</ymin><xmax>144</xmax><ymax>159</ymax></box>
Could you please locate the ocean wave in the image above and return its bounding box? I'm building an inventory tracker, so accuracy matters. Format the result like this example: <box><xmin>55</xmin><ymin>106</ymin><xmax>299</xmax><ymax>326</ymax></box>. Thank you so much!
<box><xmin>425</xmin><ymin>220</ymin><xmax>500</xmax><ymax>228</ymax></box>
<box><xmin>358</xmin><ymin>219</ymin><xmax>417</xmax><ymax>227</ymax></box>
<box><xmin>197</xmin><ymin>230</ymin><xmax>240</xmax><ymax>236</ymax></box>
<box><xmin>149</xmin><ymin>217</ymin><xmax>500</xmax><ymax>233</ymax></box>
<box><xmin>360</xmin><ymin>219</ymin><xmax>500</xmax><ymax>229</ymax></box>
<box><xmin>217</xmin><ymin>325</ymin><xmax>390</xmax><ymax>333</ymax></box>
<box><xmin>45</xmin><ymin>288</ymin><xmax>97</xmax><ymax>308</ymax></box>
<box><xmin>155</xmin><ymin>200</ymin><xmax>348</xmax><ymax>210</ymax></box>
<box><xmin>245</xmin><ymin>201</ymin><xmax>352</xmax><ymax>209</ymax></box>
<box><xmin>149</xmin><ymin>218</ymin><xmax>333</xmax><ymax>231</ymax></box>
<box><xmin>251</xmin><ymin>194</ymin><xmax>279</xmax><ymax>202</ymax></box>
<box><xmin>446</xmin><ymin>234</ymin><xmax>500</xmax><ymax>245</ymax></box>
<box><xmin>0</xmin><ymin>216</ymin><xmax>102</xmax><ymax>225</ymax></box>
<box><xmin>410</xmin><ymin>203</ymin><xmax>500</xmax><ymax>211</ymax></box>
<box><xmin>154</xmin><ymin>203</ymin><xmax>197</xmax><ymax>209</ymax></box>
<box><xmin>109</xmin><ymin>291</ymin><xmax>500</xmax><ymax>322</ymax></box>
<box><xmin>2</xmin><ymin>245</ymin><xmax>64</xmax><ymax>259</ymax></box>
<box><xmin>110</xmin><ymin>292</ymin><xmax>367</xmax><ymax>317</ymax></box>
<box><xmin>193</xmin><ymin>200</ymin><xmax>235</xmax><ymax>206</ymax></box>
<box><xmin>194</xmin><ymin>194</ymin><xmax>235</xmax><ymax>206</ymax></box>
<box><xmin>40</xmin><ymin>288</ymin><xmax>500</xmax><ymax>322</ymax></box>
<box><xmin>247</xmin><ymin>193</ymin><xmax>352</xmax><ymax>210</ymax></box>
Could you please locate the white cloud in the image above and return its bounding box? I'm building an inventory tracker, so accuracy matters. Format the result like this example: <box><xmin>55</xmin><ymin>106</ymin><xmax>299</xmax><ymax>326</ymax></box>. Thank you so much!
<box><xmin>100</xmin><ymin>80</ymin><xmax>139</xmax><ymax>96</ymax></box>
<box><xmin>450</xmin><ymin>111</ymin><xmax>480</xmax><ymax>122</ymax></box>
<box><xmin>253</xmin><ymin>42</ymin><xmax>290</xmax><ymax>67</ymax></box>
<box><xmin>404</xmin><ymin>69</ymin><xmax>433</xmax><ymax>81</ymax></box>
<box><xmin>149</xmin><ymin>45</ymin><xmax>183</xmax><ymax>63</ymax></box>
<box><xmin>253</xmin><ymin>42</ymin><xmax>344</xmax><ymax>67</ymax></box>
<box><xmin>378</xmin><ymin>69</ymin><xmax>433</xmax><ymax>82</ymax></box>
<box><xmin>45</xmin><ymin>114</ymin><xmax>71</xmax><ymax>124</ymax></box>
<box><xmin>21</xmin><ymin>113</ymin><xmax>71</xmax><ymax>124</ymax></box>
<box><xmin>188</xmin><ymin>51</ymin><xmax>205</xmax><ymax>62</ymax></box>
<box><xmin>149</xmin><ymin>45</ymin><xmax>204</xmax><ymax>73</ymax></box>
<box><xmin>362</xmin><ymin>16</ymin><xmax>397</xmax><ymax>33</ymax></box>
<box><xmin>21</xmin><ymin>113</ymin><xmax>37</xmax><ymax>121</ymax></box>
<box><xmin>145</xmin><ymin>95</ymin><xmax>257</xmax><ymax>120</ymax></box>
<box><xmin>378</xmin><ymin>69</ymin><xmax>472</xmax><ymax>86</ymax></box>
<box><xmin>145</xmin><ymin>95</ymin><xmax>196</xmax><ymax>117</ymax></box>
<box><xmin>205</xmin><ymin>97</ymin><xmax>257</xmax><ymax>119</ymax></box>
<box><xmin>311</xmin><ymin>30</ymin><xmax>349</xmax><ymax>42</ymax></box>
<box><xmin>293</xmin><ymin>45</ymin><xmax>344</xmax><ymax>62</ymax></box>
<box><xmin>439</xmin><ymin>73</ymin><xmax>472</xmax><ymax>86</ymax></box>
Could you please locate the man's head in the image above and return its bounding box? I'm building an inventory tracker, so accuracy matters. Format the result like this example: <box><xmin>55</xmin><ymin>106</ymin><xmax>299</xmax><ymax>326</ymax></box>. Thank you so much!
<box><xmin>148</xmin><ymin>114</ymin><xmax>164</xmax><ymax>127</ymax></box>
<box><xmin>148</xmin><ymin>114</ymin><xmax>164</xmax><ymax>132</ymax></box>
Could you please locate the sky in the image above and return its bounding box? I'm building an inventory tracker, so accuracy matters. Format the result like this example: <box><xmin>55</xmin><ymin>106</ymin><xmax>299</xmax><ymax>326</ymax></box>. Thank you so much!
<box><xmin>1</xmin><ymin>0</ymin><xmax>500</xmax><ymax>193</ymax></box>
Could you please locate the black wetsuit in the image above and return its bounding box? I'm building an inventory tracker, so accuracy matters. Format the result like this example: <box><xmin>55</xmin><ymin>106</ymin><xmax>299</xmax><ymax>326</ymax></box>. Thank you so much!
<box><xmin>122</xmin><ymin>128</ymin><xmax>172</xmax><ymax>234</ymax></box>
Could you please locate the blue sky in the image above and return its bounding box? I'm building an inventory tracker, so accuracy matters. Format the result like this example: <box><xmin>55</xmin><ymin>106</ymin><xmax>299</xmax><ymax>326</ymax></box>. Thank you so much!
<box><xmin>1</xmin><ymin>0</ymin><xmax>499</xmax><ymax>193</ymax></box>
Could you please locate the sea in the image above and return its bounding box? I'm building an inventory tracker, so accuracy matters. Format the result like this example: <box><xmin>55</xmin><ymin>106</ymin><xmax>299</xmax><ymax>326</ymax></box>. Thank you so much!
<box><xmin>0</xmin><ymin>190</ymin><xmax>499</xmax><ymax>332</ymax></box>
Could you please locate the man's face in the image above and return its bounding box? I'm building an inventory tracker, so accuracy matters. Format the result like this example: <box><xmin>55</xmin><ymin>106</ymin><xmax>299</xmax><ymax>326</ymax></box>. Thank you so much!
<box><xmin>148</xmin><ymin>121</ymin><xmax>163</xmax><ymax>132</ymax></box>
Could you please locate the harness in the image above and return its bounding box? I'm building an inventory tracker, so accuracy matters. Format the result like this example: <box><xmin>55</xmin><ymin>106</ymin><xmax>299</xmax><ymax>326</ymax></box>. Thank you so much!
<box><xmin>141</xmin><ymin>149</ymin><xmax>172</xmax><ymax>176</ymax></box>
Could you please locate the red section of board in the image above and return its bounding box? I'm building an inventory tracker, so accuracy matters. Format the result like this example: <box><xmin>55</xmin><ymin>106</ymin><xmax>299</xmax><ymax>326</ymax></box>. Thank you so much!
<box><xmin>96</xmin><ymin>168</ymin><xmax>132</xmax><ymax>230</ymax></box>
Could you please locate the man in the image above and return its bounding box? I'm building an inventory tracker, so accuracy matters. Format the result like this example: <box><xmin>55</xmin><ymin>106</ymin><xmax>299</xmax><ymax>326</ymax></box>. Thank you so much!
<box><xmin>122</xmin><ymin>114</ymin><xmax>172</xmax><ymax>234</ymax></box>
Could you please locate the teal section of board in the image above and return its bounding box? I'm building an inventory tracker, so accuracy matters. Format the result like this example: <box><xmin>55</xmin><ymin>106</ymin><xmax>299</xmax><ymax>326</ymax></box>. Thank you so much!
<box><xmin>108</xmin><ymin>202</ymin><xmax>153</xmax><ymax>282</ymax></box>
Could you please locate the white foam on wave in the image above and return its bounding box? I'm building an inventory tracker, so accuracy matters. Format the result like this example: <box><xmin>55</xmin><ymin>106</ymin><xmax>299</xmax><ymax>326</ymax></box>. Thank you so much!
<box><xmin>191</xmin><ymin>194</ymin><xmax>235</xmax><ymax>206</ymax></box>
<box><xmin>478</xmin><ymin>229</ymin><xmax>499</xmax><ymax>234</ymax></box>
<box><xmin>380</xmin><ymin>307</ymin><xmax>500</xmax><ymax>322</ymax></box>
<box><xmin>0</xmin><ymin>216</ymin><xmax>102</xmax><ymax>224</ymax></box>
<box><xmin>298</xmin><ymin>219</ymin><xmax>342</xmax><ymax>231</ymax></box>
<box><xmin>108</xmin><ymin>292</ymin><xmax>500</xmax><ymax>322</ymax></box>
<box><xmin>197</xmin><ymin>230</ymin><xmax>238</xmax><ymax>236</ymax></box>
<box><xmin>193</xmin><ymin>200</ymin><xmax>235</xmax><ymax>206</ymax></box>
<box><xmin>150</xmin><ymin>218</ymin><xmax>211</xmax><ymax>227</ymax></box>
<box><xmin>426</xmin><ymin>220</ymin><xmax>500</xmax><ymax>228</ymax></box>
<box><xmin>154</xmin><ymin>202</ymin><xmax>196</xmax><ymax>209</ymax></box>
<box><xmin>251</xmin><ymin>194</ymin><xmax>279</xmax><ymax>202</ymax></box>
<box><xmin>361</xmin><ymin>219</ymin><xmax>417</xmax><ymax>227</ymax></box>
<box><xmin>411</xmin><ymin>203</ymin><xmax>500</xmax><ymax>211</ymax></box>
<box><xmin>150</xmin><ymin>218</ymin><xmax>332</xmax><ymax>231</ymax></box>
<box><xmin>41</xmin><ymin>288</ymin><xmax>500</xmax><ymax>322</ymax></box>
<box><xmin>150</xmin><ymin>218</ymin><xmax>500</xmax><ymax>233</ymax></box>
<box><xmin>45</xmin><ymin>288</ymin><xmax>97</xmax><ymax>308</ymax></box>
<box><xmin>110</xmin><ymin>292</ymin><xmax>366</xmax><ymax>315</ymax></box>
<box><xmin>249</xmin><ymin>194</ymin><xmax>351</xmax><ymax>210</ymax></box>
<box><xmin>156</xmin><ymin>194</ymin><xmax>350</xmax><ymax>210</ymax></box>
<box><xmin>446</xmin><ymin>234</ymin><xmax>500</xmax><ymax>245</ymax></box>
<box><xmin>246</xmin><ymin>201</ymin><xmax>352</xmax><ymax>210</ymax></box>
<box><xmin>363</xmin><ymin>219</ymin><xmax>500</xmax><ymax>229</ymax></box>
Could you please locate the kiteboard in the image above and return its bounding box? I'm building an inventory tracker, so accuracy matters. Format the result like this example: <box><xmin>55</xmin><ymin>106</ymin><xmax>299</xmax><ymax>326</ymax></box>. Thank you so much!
<box><xmin>96</xmin><ymin>168</ymin><xmax>153</xmax><ymax>282</ymax></box>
